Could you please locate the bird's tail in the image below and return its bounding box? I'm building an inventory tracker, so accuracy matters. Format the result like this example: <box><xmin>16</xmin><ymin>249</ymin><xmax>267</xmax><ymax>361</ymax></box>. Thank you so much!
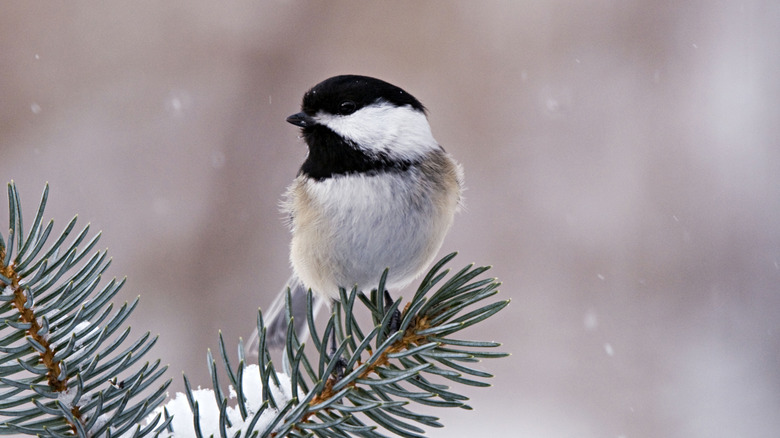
<box><xmin>244</xmin><ymin>275</ymin><xmax>327</xmax><ymax>356</ymax></box>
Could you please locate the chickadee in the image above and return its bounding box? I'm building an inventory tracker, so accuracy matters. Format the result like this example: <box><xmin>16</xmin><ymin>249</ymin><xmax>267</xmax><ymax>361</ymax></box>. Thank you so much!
<box><xmin>249</xmin><ymin>75</ymin><xmax>463</xmax><ymax>351</ymax></box>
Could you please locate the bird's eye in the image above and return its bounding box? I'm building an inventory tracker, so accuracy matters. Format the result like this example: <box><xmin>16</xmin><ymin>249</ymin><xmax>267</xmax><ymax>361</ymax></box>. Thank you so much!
<box><xmin>338</xmin><ymin>100</ymin><xmax>357</xmax><ymax>115</ymax></box>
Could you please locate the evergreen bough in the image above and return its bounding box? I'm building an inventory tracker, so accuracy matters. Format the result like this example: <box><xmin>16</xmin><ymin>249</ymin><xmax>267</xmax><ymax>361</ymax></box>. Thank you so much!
<box><xmin>1</xmin><ymin>183</ymin><xmax>509</xmax><ymax>437</ymax></box>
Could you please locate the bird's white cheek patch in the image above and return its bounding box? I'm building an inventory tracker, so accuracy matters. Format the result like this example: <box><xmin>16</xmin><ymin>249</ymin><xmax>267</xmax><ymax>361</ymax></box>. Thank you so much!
<box><xmin>316</xmin><ymin>103</ymin><xmax>438</xmax><ymax>161</ymax></box>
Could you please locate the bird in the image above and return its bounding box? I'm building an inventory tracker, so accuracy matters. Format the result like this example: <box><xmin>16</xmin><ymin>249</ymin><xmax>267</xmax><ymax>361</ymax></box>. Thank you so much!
<box><xmin>247</xmin><ymin>75</ymin><xmax>463</xmax><ymax>353</ymax></box>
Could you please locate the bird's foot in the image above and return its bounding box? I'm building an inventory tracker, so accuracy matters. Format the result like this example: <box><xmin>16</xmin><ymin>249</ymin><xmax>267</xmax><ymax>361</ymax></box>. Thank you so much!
<box><xmin>328</xmin><ymin>328</ymin><xmax>348</xmax><ymax>380</ymax></box>
<box><xmin>384</xmin><ymin>290</ymin><xmax>402</xmax><ymax>334</ymax></box>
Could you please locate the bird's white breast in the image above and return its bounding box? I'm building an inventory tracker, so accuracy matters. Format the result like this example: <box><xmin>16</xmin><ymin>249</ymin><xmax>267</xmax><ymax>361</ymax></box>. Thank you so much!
<box><xmin>284</xmin><ymin>150</ymin><xmax>461</xmax><ymax>299</ymax></box>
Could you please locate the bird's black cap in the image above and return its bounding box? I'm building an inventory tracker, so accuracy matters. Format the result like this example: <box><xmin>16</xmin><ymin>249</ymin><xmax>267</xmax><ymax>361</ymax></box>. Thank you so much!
<box><xmin>296</xmin><ymin>75</ymin><xmax>425</xmax><ymax>118</ymax></box>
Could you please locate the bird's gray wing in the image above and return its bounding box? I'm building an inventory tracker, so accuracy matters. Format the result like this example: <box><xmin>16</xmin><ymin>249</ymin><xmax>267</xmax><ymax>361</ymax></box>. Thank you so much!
<box><xmin>244</xmin><ymin>275</ymin><xmax>326</xmax><ymax>356</ymax></box>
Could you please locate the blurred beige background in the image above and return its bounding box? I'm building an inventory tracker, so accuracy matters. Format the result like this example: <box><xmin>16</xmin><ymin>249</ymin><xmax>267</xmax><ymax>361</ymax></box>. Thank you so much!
<box><xmin>2</xmin><ymin>1</ymin><xmax>779</xmax><ymax>437</ymax></box>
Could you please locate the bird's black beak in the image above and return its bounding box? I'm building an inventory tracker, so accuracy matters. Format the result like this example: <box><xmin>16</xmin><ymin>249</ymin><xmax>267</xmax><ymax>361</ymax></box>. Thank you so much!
<box><xmin>286</xmin><ymin>112</ymin><xmax>314</xmax><ymax>128</ymax></box>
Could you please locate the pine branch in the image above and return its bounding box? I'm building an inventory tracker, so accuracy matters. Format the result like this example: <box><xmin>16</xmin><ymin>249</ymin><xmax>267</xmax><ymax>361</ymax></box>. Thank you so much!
<box><xmin>1</xmin><ymin>182</ymin><xmax>510</xmax><ymax>438</ymax></box>
<box><xmin>160</xmin><ymin>254</ymin><xmax>509</xmax><ymax>437</ymax></box>
<box><xmin>0</xmin><ymin>182</ymin><xmax>172</xmax><ymax>437</ymax></box>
